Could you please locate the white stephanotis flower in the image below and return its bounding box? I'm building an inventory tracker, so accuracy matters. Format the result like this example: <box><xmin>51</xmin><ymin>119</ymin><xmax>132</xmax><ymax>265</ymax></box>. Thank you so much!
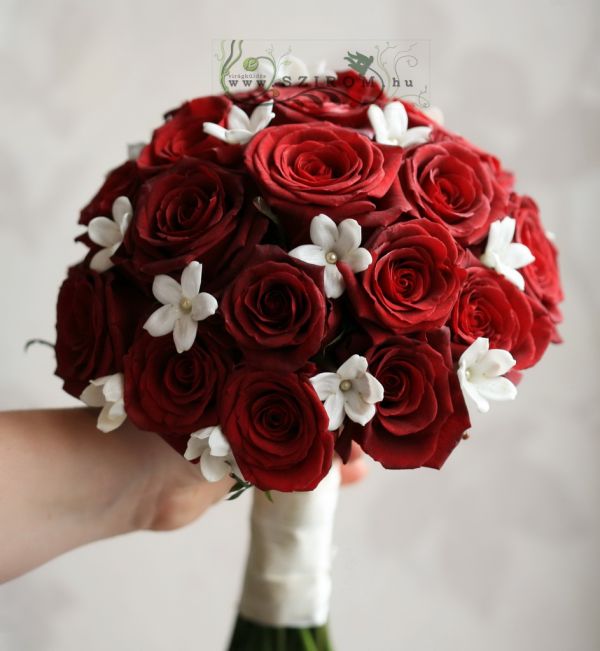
<box><xmin>87</xmin><ymin>196</ymin><xmax>132</xmax><ymax>272</ymax></box>
<box><xmin>80</xmin><ymin>373</ymin><xmax>126</xmax><ymax>433</ymax></box>
<box><xmin>143</xmin><ymin>261</ymin><xmax>218</xmax><ymax>354</ymax></box>
<box><xmin>457</xmin><ymin>337</ymin><xmax>517</xmax><ymax>414</ymax></box>
<box><xmin>310</xmin><ymin>354</ymin><xmax>384</xmax><ymax>431</ymax></box>
<box><xmin>367</xmin><ymin>102</ymin><xmax>432</xmax><ymax>148</ymax></box>
<box><xmin>203</xmin><ymin>101</ymin><xmax>275</xmax><ymax>145</ymax></box>
<box><xmin>480</xmin><ymin>216</ymin><xmax>535</xmax><ymax>290</ymax></box>
<box><xmin>289</xmin><ymin>214</ymin><xmax>372</xmax><ymax>299</ymax></box>
<box><xmin>184</xmin><ymin>426</ymin><xmax>241</xmax><ymax>482</ymax></box>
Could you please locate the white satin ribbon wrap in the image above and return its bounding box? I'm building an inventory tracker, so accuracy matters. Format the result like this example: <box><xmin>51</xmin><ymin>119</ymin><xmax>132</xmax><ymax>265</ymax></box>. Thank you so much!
<box><xmin>238</xmin><ymin>463</ymin><xmax>341</xmax><ymax>628</ymax></box>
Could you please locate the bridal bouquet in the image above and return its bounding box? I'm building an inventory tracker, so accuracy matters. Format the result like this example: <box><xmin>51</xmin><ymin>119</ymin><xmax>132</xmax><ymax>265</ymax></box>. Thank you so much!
<box><xmin>54</xmin><ymin>68</ymin><xmax>563</xmax><ymax>650</ymax></box>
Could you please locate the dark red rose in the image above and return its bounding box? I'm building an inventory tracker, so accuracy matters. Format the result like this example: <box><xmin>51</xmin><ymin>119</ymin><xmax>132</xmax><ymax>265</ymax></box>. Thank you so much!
<box><xmin>397</xmin><ymin>139</ymin><xmax>510</xmax><ymax>244</ymax></box>
<box><xmin>450</xmin><ymin>263</ymin><xmax>553</xmax><ymax>370</ymax></box>
<box><xmin>138</xmin><ymin>96</ymin><xmax>241</xmax><ymax>168</ymax></box>
<box><xmin>120</xmin><ymin>159</ymin><xmax>267</xmax><ymax>290</ymax></box>
<box><xmin>123</xmin><ymin>325</ymin><xmax>234</xmax><ymax>436</ymax></box>
<box><xmin>270</xmin><ymin>70</ymin><xmax>384</xmax><ymax>129</ymax></box>
<box><xmin>79</xmin><ymin>161</ymin><xmax>146</xmax><ymax>226</ymax></box>
<box><xmin>55</xmin><ymin>265</ymin><xmax>149</xmax><ymax>398</ymax></box>
<box><xmin>510</xmin><ymin>193</ymin><xmax>563</xmax><ymax>327</ymax></box>
<box><xmin>342</xmin><ymin>329</ymin><xmax>470</xmax><ymax>469</ymax></box>
<box><xmin>220</xmin><ymin>368</ymin><xmax>333</xmax><ymax>491</ymax></box>
<box><xmin>244</xmin><ymin>122</ymin><xmax>404</xmax><ymax>244</ymax></box>
<box><xmin>425</xmin><ymin>128</ymin><xmax>515</xmax><ymax>193</ymax></box>
<box><xmin>220</xmin><ymin>245</ymin><xmax>327</xmax><ymax>370</ymax></box>
<box><xmin>343</xmin><ymin>220</ymin><xmax>465</xmax><ymax>340</ymax></box>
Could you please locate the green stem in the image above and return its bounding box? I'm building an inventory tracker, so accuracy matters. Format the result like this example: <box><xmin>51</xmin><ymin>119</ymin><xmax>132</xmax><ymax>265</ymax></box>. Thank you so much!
<box><xmin>227</xmin><ymin>616</ymin><xmax>334</xmax><ymax>651</ymax></box>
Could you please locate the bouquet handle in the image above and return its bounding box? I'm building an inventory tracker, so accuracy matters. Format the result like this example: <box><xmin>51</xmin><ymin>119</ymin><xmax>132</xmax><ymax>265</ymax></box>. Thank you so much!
<box><xmin>227</xmin><ymin>464</ymin><xmax>341</xmax><ymax>650</ymax></box>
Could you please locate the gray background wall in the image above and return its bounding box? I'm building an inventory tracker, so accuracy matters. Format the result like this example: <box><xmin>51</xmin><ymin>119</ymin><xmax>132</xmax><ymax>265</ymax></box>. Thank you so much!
<box><xmin>0</xmin><ymin>0</ymin><xmax>598</xmax><ymax>649</ymax></box>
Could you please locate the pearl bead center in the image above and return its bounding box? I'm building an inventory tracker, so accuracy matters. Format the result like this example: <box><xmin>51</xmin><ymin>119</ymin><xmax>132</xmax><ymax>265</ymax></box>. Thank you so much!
<box><xmin>180</xmin><ymin>297</ymin><xmax>193</xmax><ymax>314</ymax></box>
<box><xmin>325</xmin><ymin>251</ymin><xmax>338</xmax><ymax>264</ymax></box>
<box><xmin>339</xmin><ymin>379</ymin><xmax>352</xmax><ymax>392</ymax></box>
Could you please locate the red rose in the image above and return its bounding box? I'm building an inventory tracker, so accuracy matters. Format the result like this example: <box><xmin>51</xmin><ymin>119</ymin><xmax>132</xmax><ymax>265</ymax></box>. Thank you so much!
<box><xmin>120</xmin><ymin>159</ymin><xmax>267</xmax><ymax>290</ymax></box>
<box><xmin>343</xmin><ymin>329</ymin><xmax>470</xmax><ymax>469</ymax></box>
<box><xmin>220</xmin><ymin>368</ymin><xmax>333</xmax><ymax>491</ymax></box>
<box><xmin>397</xmin><ymin>139</ymin><xmax>509</xmax><ymax>244</ymax></box>
<box><xmin>244</xmin><ymin>122</ymin><xmax>404</xmax><ymax>243</ymax></box>
<box><xmin>511</xmin><ymin>193</ymin><xmax>563</xmax><ymax>327</ymax></box>
<box><xmin>270</xmin><ymin>70</ymin><xmax>384</xmax><ymax>129</ymax></box>
<box><xmin>450</xmin><ymin>263</ymin><xmax>553</xmax><ymax>369</ymax></box>
<box><xmin>79</xmin><ymin>160</ymin><xmax>146</xmax><ymax>226</ymax></box>
<box><xmin>123</xmin><ymin>326</ymin><xmax>234</xmax><ymax>436</ymax></box>
<box><xmin>220</xmin><ymin>246</ymin><xmax>327</xmax><ymax>370</ymax></box>
<box><xmin>343</xmin><ymin>220</ymin><xmax>465</xmax><ymax>340</ymax></box>
<box><xmin>55</xmin><ymin>265</ymin><xmax>149</xmax><ymax>398</ymax></box>
<box><xmin>137</xmin><ymin>96</ymin><xmax>241</xmax><ymax>168</ymax></box>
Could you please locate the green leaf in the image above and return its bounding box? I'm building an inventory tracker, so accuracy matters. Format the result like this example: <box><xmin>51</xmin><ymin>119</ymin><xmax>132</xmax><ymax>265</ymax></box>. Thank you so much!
<box><xmin>227</xmin><ymin>476</ymin><xmax>253</xmax><ymax>501</ymax></box>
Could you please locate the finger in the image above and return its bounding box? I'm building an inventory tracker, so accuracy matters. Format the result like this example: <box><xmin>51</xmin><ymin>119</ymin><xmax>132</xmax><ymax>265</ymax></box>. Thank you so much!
<box><xmin>340</xmin><ymin>443</ymin><xmax>368</xmax><ymax>485</ymax></box>
<box><xmin>341</xmin><ymin>458</ymin><xmax>368</xmax><ymax>485</ymax></box>
<box><xmin>149</xmin><ymin>473</ymin><xmax>234</xmax><ymax>531</ymax></box>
